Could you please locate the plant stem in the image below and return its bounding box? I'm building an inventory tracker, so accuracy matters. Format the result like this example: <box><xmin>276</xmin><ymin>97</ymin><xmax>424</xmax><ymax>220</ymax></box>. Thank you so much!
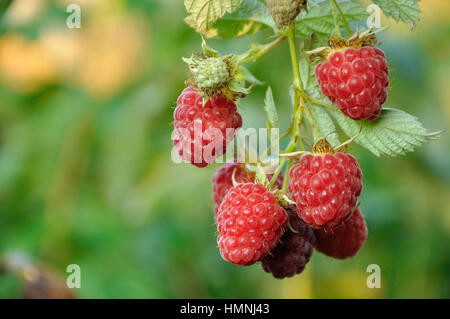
<box><xmin>329</xmin><ymin>0</ymin><xmax>342</xmax><ymax>37</ymax></box>
<box><xmin>286</xmin><ymin>23</ymin><xmax>306</xmax><ymax>152</ymax></box>
<box><xmin>269</xmin><ymin>24</ymin><xmax>304</xmax><ymax>187</ymax></box>
<box><xmin>331</xmin><ymin>0</ymin><xmax>353</xmax><ymax>36</ymax></box>
<box><xmin>269</xmin><ymin>158</ymin><xmax>286</xmax><ymax>188</ymax></box>
<box><xmin>241</xmin><ymin>36</ymin><xmax>286</xmax><ymax>64</ymax></box>
<box><xmin>282</xmin><ymin>159</ymin><xmax>293</xmax><ymax>192</ymax></box>
<box><xmin>286</xmin><ymin>25</ymin><xmax>303</xmax><ymax>92</ymax></box>
<box><xmin>268</xmin><ymin>139</ymin><xmax>297</xmax><ymax>188</ymax></box>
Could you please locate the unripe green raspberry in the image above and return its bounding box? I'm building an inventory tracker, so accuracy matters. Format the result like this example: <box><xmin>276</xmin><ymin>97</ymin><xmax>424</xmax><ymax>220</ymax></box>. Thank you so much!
<box><xmin>194</xmin><ymin>57</ymin><xmax>230</xmax><ymax>89</ymax></box>
<box><xmin>266</xmin><ymin>0</ymin><xmax>307</xmax><ymax>27</ymax></box>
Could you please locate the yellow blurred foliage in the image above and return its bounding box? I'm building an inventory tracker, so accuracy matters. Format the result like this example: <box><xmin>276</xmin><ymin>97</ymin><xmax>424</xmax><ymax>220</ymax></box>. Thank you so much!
<box><xmin>74</xmin><ymin>15</ymin><xmax>149</xmax><ymax>100</ymax></box>
<box><xmin>0</xmin><ymin>34</ymin><xmax>57</xmax><ymax>93</ymax></box>
<box><xmin>4</xmin><ymin>0</ymin><xmax>46</xmax><ymax>27</ymax></box>
<box><xmin>419</xmin><ymin>0</ymin><xmax>450</xmax><ymax>23</ymax></box>
<box><xmin>316</xmin><ymin>271</ymin><xmax>385</xmax><ymax>299</ymax></box>
<box><xmin>0</xmin><ymin>1</ymin><xmax>150</xmax><ymax>99</ymax></box>
<box><xmin>280</xmin><ymin>267</ymin><xmax>312</xmax><ymax>299</ymax></box>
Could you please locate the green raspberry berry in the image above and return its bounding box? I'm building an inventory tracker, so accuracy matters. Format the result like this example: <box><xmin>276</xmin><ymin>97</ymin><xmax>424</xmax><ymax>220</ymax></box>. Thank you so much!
<box><xmin>194</xmin><ymin>57</ymin><xmax>230</xmax><ymax>90</ymax></box>
<box><xmin>266</xmin><ymin>0</ymin><xmax>307</xmax><ymax>27</ymax></box>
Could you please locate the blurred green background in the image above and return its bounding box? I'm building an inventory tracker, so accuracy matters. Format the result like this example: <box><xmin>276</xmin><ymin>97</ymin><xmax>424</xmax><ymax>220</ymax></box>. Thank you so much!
<box><xmin>0</xmin><ymin>0</ymin><xmax>449</xmax><ymax>298</ymax></box>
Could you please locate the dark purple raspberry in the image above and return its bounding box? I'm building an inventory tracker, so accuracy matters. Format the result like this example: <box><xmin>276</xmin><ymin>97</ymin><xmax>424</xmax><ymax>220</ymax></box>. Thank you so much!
<box><xmin>261</xmin><ymin>207</ymin><xmax>315</xmax><ymax>279</ymax></box>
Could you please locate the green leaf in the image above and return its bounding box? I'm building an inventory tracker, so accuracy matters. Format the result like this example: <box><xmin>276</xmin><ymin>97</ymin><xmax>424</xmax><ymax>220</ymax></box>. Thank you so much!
<box><xmin>228</xmin><ymin>78</ymin><xmax>253</xmax><ymax>95</ymax></box>
<box><xmin>0</xmin><ymin>0</ymin><xmax>13</xmax><ymax>18</ymax></box>
<box><xmin>201</xmin><ymin>37</ymin><xmax>220</xmax><ymax>57</ymax></box>
<box><xmin>371</xmin><ymin>0</ymin><xmax>420</xmax><ymax>30</ymax></box>
<box><xmin>208</xmin><ymin>0</ymin><xmax>276</xmax><ymax>38</ymax></box>
<box><xmin>184</xmin><ymin>0</ymin><xmax>241</xmax><ymax>34</ymax></box>
<box><xmin>306</xmin><ymin>102</ymin><xmax>340</xmax><ymax>147</ymax></box>
<box><xmin>264</xmin><ymin>86</ymin><xmax>279</xmax><ymax>129</ymax></box>
<box><xmin>295</xmin><ymin>0</ymin><xmax>368</xmax><ymax>37</ymax></box>
<box><xmin>211</xmin><ymin>19</ymin><xmax>264</xmax><ymax>38</ymax></box>
<box><xmin>0</xmin><ymin>0</ymin><xmax>13</xmax><ymax>36</ymax></box>
<box><xmin>323</xmin><ymin>107</ymin><xmax>441</xmax><ymax>157</ymax></box>
<box><xmin>0</xmin><ymin>0</ymin><xmax>12</xmax><ymax>27</ymax></box>
<box><xmin>235</xmin><ymin>66</ymin><xmax>263</xmax><ymax>86</ymax></box>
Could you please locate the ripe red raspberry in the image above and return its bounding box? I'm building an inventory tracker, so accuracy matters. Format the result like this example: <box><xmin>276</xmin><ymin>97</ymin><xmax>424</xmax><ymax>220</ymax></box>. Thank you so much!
<box><xmin>172</xmin><ymin>87</ymin><xmax>242</xmax><ymax>168</ymax></box>
<box><xmin>314</xmin><ymin>208</ymin><xmax>367</xmax><ymax>259</ymax></box>
<box><xmin>217</xmin><ymin>183</ymin><xmax>288</xmax><ymax>266</ymax></box>
<box><xmin>288</xmin><ymin>152</ymin><xmax>362</xmax><ymax>229</ymax></box>
<box><xmin>315</xmin><ymin>46</ymin><xmax>389</xmax><ymax>120</ymax></box>
<box><xmin>261</xmin><ymin>207</ymin><xmax>315</xmax><ymax>279</ymax></box>
<box><xmin>212</xmin><ymin>163</ymin><xmax>284</xmax><ymax>214</ymax></box>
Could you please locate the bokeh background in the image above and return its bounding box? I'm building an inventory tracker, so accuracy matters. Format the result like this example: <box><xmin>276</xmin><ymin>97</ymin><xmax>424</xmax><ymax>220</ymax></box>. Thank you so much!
<box><xmin>0</xmin><ymin>0</ymin><xmax>449</xmax><ymax>298</ymax></box>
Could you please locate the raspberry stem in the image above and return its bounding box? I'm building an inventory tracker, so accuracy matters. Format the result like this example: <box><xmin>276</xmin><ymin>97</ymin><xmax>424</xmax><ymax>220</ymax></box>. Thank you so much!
<box><xmin>240</xmin><ymin>36</ymin><xmax>286</xmax><ymax>65</ymax></box>
<box><xmin>286</xmin><ymin>25</ymin><xmax>304</xmax><ymax>92</ymax></box>
<box><xmin>269</xmin><ymin>158</ymin><xmax>287</xmax><ymax>189</ymax></box>
<box><xmin>270</xmin><ymin>23</ymin><xmax>308</xmax><ymax>192</ymax></box>
<box><xmin>286</xmin><ymin>24</ymin><xmax>304</xmax><ymax>147</ymax></box>
<box><xmin>282</xmin><ymin>159</ymin><xmax>293</xmax><ymax>192</ymax></box>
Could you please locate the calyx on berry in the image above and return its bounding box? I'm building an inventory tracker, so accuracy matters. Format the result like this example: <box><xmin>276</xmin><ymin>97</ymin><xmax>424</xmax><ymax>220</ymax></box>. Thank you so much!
<box><xmin>281</xmin><ymin>133</ymin><xmax>359</xmax><ymax>160</ymax></box>
<box><xmin>307</xmin><ymin>29</ymin><xmax>381</xmax><ymax>59</ymax></box>
<box><xmin>229</xmin><ymin>163</ymin><xmax>295</xmax><ymax>210</ymax></box>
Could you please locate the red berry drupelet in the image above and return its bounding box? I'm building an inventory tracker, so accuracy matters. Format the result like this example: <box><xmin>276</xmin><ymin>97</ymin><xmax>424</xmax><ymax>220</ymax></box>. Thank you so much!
<box><xmin>261</xmin><ymin>208</ymin><xmax>315</xmax><ymax>279</ymax></box>
<box><xmin>288</xmin><ymin>152</ymin><xmax>363</xmax><ymax>229</ymax></box>
<box><xmin>315</xmin><ymin>46</ymin><xmax>389</xmax><ymax>121</ymax></box>
<box><xmin>173</xmin><ymin>87</ymin><xmax>242</xmax><ymax>168</ymax></box>
<box><xmin>212</xmin><ymin>163</ymin><xmax>284</xmax><ymax>214</ymax></box>
<box><xmin>314</xmin><ymin>208</ymin><xmax>367</xmax><ymax>259</ymax></box>
<box><xmin>217</xmin><ymin>183</ymin><xmax>288</xmax><ymax>266</ymax></box>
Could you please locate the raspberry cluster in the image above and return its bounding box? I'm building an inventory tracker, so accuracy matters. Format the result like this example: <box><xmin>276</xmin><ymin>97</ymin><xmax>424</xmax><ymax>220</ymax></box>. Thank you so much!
<box><xmin>173</xmin><ymin>20</ymin><xmax>389</xmax><ymax>280</ymax></box>
<box><xmin>288</xmin><ymin>152</ymin><xmax>363</xmax><ymax>228</ymax></box>
<box><xmin>212</xmin><ymin>163</ymin><xmax>284</xmax><ymax>214</ymax></box>
<box><xmin>172</xmin><ymin>87</ymin><xmax>242</xmax><ymax>168</ymax></box>
<box><xmin>211</xmin><ymin>146</ymin><xmax>367</xmax><ymax>275</ymax></box>
<box><xmin>261</xmin><ymin>208</ymin><xmax>315</xmax><ymax>278</ymax></box>
<box><xmin>217</xmin><ymin>183</ymin><xmax>288</xmax><ymax>266</ymax></box>
<box><xmin>315</xmin><ymin>46</ymin><xmax>389</xmax><ymax>120</ymax></box>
